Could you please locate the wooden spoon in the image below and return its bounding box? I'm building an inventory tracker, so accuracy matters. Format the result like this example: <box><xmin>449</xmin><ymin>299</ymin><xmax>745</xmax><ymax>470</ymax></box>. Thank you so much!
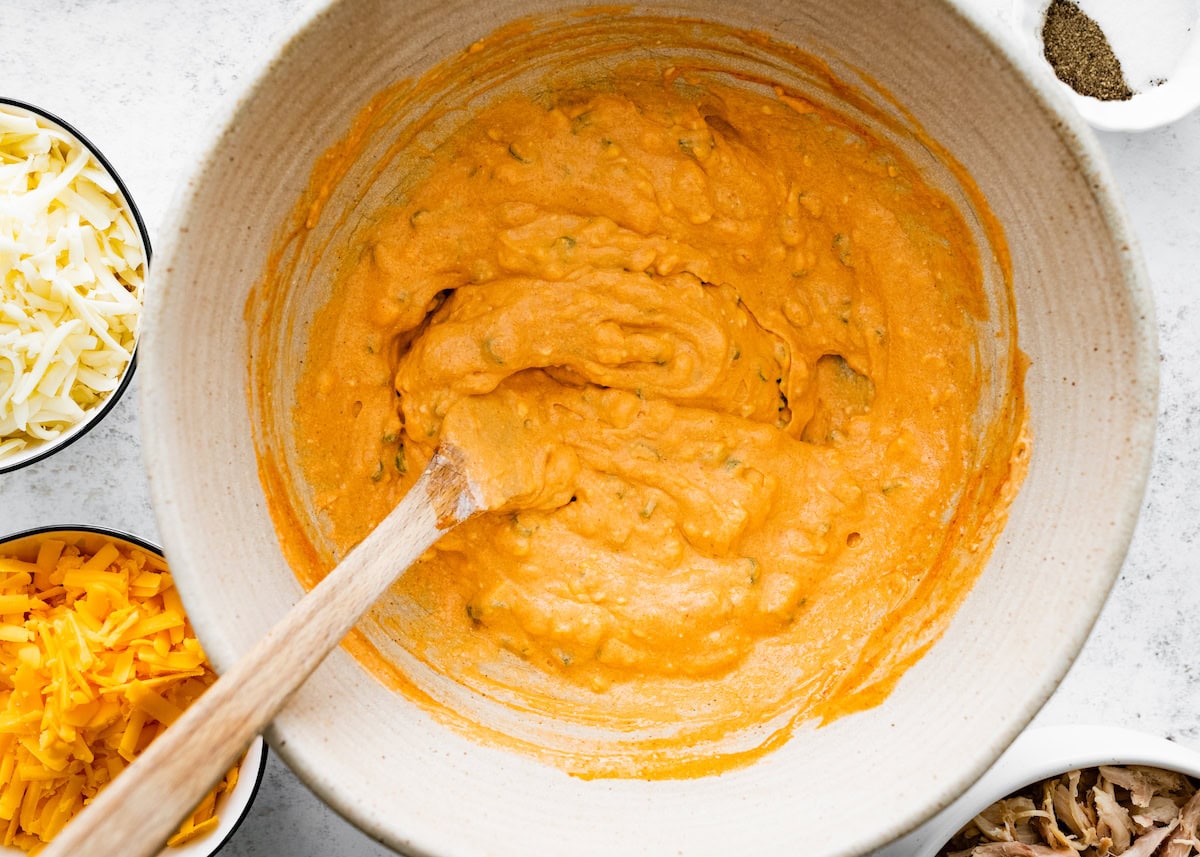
<box><xmin>42</xmin><ymin>446</ymin><xmax>484</xmax><ymax>857</ymax></box>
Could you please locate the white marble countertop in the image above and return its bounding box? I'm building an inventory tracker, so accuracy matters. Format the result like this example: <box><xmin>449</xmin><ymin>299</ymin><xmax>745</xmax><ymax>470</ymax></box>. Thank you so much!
<box><xmin>1</xmin><ymin>2</ymin><xmax>1197</xmax><ymax>855</ymax></box>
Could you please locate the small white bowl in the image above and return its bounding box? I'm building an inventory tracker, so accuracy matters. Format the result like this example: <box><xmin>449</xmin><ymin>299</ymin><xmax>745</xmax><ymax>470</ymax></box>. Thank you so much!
<box><xmin>869</xmin><ymin>724</ymin><xmax>1200</xmax><ymax>857</ymax></box>
<box><xmin>1012</xmin><ymin>0</ymin><xmax>1200</xmax><ymax>131</ymax></box>
<box><xmin>0</xmin><ymin>100</ymin><xmax>150</xmax><ymax>475</ymax></box>
<box><xmin>0</xmin><ymin>527</ymin><xmax>267</xmax><ymax>857</ymax></box>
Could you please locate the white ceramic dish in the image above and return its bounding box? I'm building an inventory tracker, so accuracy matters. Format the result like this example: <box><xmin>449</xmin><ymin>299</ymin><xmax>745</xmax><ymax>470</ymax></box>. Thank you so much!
<box><xmin>0</xmin><ymin>527</ymin><xmax>267</xmax><ymax>857</ymax></box>
<box><xmin>1012</xmin><ymin>0</ymin><xmax>1200</xmax><ymax>131</ymax></box>
<box><xmin>869</xmin><ymin>724</ymin><xmax>1200</xmax><ymax>857</ymax></box>
<box><xmin>0</xmin><ymin>100</ymin><xmax>150</xmax><ymax>475</ymax></box>
<box><xmin>140</xmin><ymin>1</ymin><xmax>1158</xmax><ymax>855</ymax></box>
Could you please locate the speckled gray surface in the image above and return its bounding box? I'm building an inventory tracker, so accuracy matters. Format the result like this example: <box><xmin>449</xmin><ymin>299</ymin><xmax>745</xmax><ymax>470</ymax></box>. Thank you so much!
<box><xmin>0</xmin><ymin>1</ymin><xmax>1196</xmax><ymax>855</ymax></box>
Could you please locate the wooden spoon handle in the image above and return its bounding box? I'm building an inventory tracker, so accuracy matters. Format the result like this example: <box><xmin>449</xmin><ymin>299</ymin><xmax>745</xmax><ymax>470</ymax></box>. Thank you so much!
<box><xmin>43</xmin><ymin>458</ymin><xmax>472</xmax><ymax>857</ymax></box>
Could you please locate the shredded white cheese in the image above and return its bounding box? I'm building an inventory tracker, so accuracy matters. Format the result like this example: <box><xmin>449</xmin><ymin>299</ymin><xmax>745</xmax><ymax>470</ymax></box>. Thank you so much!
<box><xmin>0</xmin><ymin>105</ymin><xmax>145</xmax><ymax>462</ymax></box>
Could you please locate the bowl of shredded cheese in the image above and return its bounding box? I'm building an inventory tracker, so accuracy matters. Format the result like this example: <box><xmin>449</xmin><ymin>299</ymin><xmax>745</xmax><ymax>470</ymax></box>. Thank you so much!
<box><xmin>0</xmin><ymin>526</ymin><xmax>267</xmax><ymax>856</ymax></box>
<box><xmin>0</xmin><ymin>99</ymin><xmax>148</xmax><ymax>474</ymax></box>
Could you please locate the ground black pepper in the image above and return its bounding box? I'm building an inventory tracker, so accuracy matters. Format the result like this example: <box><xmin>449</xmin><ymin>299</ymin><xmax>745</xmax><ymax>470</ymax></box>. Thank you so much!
<box><xmin>1042</xmin><ymin>0</ymin><xmax>1134</xmax><ymax>101</ymax></box>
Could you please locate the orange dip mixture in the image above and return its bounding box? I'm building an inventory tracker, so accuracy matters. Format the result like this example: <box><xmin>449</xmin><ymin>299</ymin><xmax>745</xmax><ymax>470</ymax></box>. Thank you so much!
<box><xmin>255</xmin><ymin>18</ymin><xmax>1028</xmax><ymax>779</ymax></box>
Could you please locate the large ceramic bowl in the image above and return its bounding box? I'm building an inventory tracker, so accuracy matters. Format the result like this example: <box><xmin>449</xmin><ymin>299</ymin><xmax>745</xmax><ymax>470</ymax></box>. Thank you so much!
<box><xmin>140</xmin><ymin>1</ymin><xmax>1158</xmax><ymax>855</ymax></box>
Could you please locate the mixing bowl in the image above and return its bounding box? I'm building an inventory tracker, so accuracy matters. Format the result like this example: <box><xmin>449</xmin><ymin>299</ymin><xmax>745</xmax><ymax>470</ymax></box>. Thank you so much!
<box><xmin>139</xmin><ymin>1</ymin><xmax>1157</xmax><ymax>855</ymax></box>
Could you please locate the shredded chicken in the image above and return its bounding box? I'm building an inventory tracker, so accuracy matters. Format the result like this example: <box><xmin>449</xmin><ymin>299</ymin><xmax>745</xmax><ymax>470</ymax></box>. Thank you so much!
<box><xmin>1096</xmin><ymin>784</ymin><xmax>1136</xmax><ymax>852</ymax></box>
<box><xmin>1123</xmin><ymin>821</ymin><xmax>1179</xmax><ymax>857</ymax></box>
<box><xmin>1164</xmin><ymin>790</ymin><xmax>1200</xmax><ymax>857</ymax></box>
<box><xmin>1056</xmin><ymin>771</ymin><xmax>1099</xmax><ymax>841</ymax></box>
<box><xmin>969</xmin><ymin>844</ymin><xmax>1075</xmax><ymax>856</ymax></box>
<box><xmin>1140</xmin><ymin>799</ymin><xmax>1188</xmax><ymax>828</ymax></box>
<box><xmin>938</xmin><ymin>765</ymin><xmax>1200</xmax><ymax>857</ymax></box>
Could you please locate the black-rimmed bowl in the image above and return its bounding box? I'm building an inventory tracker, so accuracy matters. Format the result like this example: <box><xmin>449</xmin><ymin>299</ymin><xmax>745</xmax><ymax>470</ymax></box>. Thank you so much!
<box><xmin>0</xmin><ymin>100</ymin><xmax>151</xmax><ymax>476</ymax></box>
<box><xmin>0</xmin><ymin>526</ymin><xmax>267</xmax><ymax>856</ymax></box>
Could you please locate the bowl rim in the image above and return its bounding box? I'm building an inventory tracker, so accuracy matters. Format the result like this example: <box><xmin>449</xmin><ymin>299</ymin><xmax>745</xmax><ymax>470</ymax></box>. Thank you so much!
<box><xmin>0</xmin><ymin>97</ymin><xmax>152</xmax><ymax>477</ymax></box>
<box><xmin>0</xmin><ymin>525</ymin><xmax>270</xmax><ymax>857</ymax></box>
<box><xmin>883</xmin><ymin>0</ymin><xmax>1159</xmax><ymax>842</ymax></box>
<box><xmin>168</xmin><ymin>736</ymin><xmax>268</xmax><ymax>857</ymax></box>
<box><xmin>140</xmin><ymin>0</ymin><xmax>1161</xmax><ymax>854</ymax></box>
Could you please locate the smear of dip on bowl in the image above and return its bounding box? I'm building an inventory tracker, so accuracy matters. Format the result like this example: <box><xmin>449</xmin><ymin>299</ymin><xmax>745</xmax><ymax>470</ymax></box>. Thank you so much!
<box><xmin>251</xmin><ymin>13</ymin><xmax>1029</xmax><ymax>778</ymax></box>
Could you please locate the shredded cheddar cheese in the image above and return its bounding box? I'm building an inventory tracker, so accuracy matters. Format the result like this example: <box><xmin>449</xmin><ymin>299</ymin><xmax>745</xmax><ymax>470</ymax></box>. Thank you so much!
<box><xmin>0</xmin><ymin>538</ymin><xmax>233</xmax><ymax>852</ymax></box>
<box><xmin>0</xmin><ymin>105</ymin><xmax>145</xmax><ymax>462</ymax></box>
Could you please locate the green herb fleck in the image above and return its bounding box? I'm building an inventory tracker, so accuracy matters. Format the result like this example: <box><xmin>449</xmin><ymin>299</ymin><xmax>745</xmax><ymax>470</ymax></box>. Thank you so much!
<box><xmin>370</xmin><ymin>460</ymin><xmax>384</xmax><ymax>482</ymax></box>
<box><xmin>508</xmin><ymin>143</ymin><xmax>531</xmax><ymax>164</ymax></box>
<box><xmin>570</xmin><ymin>111</ymin><xmax>592</xmax><ymax>133</ymax></box>
<box><xmin>833</xmin><ymin>232</ymin><xmax>853</xmax><ymax>266</ymax></box>
<box><xmin>640</xmin><ymin>499</ymin><xmax>658</xmax><ymax>519</ymax></box>
<box><xmin>395</xmin><ymin>445</ymin><xmax>407</xmax><ymax>473</ymax></box>
<box><xmin>482</xmin><ymin>338</ymin><xmax>505</xmax><ymax>365</ymax></box>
